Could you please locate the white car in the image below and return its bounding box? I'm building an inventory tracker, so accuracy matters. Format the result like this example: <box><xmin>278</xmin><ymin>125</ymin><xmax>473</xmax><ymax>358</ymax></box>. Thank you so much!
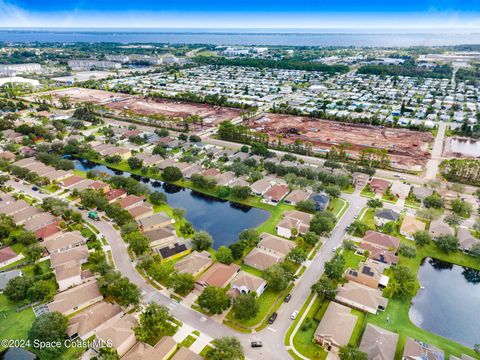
<box><xmin>291</xmin><ymin>311</ymin><xmax>299</xmax><ymax>320</ymax></box>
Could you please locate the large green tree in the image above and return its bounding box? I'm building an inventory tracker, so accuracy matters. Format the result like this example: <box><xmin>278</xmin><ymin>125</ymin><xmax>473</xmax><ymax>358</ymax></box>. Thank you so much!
<box><xmin>232</xmin><ymin>292</ymin><xmax>259</xmax><ymax>320</ymax></box>
<box><xmin>198</xmin><ymin>286</ymin><xmax>231</xmax><ymax>314</ymax></box>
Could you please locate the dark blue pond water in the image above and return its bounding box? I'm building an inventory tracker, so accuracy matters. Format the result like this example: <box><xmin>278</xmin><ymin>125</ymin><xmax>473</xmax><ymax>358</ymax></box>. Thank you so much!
<box><xmin>409</xmin><ymin>258</ymin><xmax>480</xmax><ymax>347</ymax></box>
<box><xmin>73</xmin><ymin>158</ymin><xmax>270</xmax><ymax>249</ymax></box>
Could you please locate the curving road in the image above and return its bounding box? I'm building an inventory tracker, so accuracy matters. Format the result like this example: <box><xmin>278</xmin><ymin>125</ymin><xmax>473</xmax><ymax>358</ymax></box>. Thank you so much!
<box><xmin>10</xmin><ymin>179</ymin><xmax>366</xmax><ymax>359</ymax></box>
<box><xmin>84</xmin><ymin>193</ymin><xmax>366</xmax><ymax>360</ymax></box>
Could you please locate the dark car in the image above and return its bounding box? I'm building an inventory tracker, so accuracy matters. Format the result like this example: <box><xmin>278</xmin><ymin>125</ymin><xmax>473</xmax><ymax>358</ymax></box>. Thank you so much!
<box><xmin>284</xmin><ymin>294</ymin><xmax>292</xmax><ymax>303</ymax></box>
<box><xmin>251</xmin><ymin>341</ymin><xmax>263</xmax><ymax>348</ymax></box>
<box><xmin>31</xmin><ymin>186</ymin><xmax>38</xmax><ymax>191</ymax></box>
<box><xmin>268</xmin><ymin>312</ymin><xmax>278</xmax><ymax>324</ymax></box>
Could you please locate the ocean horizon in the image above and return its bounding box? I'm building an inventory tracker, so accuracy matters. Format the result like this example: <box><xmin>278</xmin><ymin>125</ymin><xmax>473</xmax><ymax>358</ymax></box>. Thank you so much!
<box><xmin>0</xmin><ymin>28</ymin><xmax>479</xmax><ymax>46</ymax></box>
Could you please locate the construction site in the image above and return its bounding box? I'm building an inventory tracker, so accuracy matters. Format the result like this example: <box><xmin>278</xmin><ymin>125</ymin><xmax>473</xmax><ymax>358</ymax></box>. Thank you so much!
<box><xmin>27</xmin><ymin>88</ymin><xmax>242</xmax><ymax>128</ymax></box>
<box><xmin>249</xmin><ymin>113</ymin><xmax>434</xmax><ymax>170</ymax></box>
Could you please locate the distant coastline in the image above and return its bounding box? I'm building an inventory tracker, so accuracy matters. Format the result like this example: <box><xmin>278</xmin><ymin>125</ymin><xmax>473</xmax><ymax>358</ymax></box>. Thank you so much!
<box><xmin>0</xmin><ymin>28</ymin><xmax>479</xmax><ymax>46</ymax></box>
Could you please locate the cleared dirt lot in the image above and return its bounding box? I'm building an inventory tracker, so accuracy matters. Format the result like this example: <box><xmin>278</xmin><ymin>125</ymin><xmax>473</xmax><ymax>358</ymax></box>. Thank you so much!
<box><xmin>249</xmin><ymin>113</ymin><xmax>434</xmax><ymax>169</ymax></box>
<box><xmin>25</xmin><ymin>87</ymin><xmax>132</xmax><ymax>106</ymax></box>
<box><xmin>27</xmin><ymin>88</ymin><xmax>241</xmax><ymax>128</ymax></box>
<box><xmin>106</xmin><ymin>97</ymin><xmax>242</xmax><ymax>126</ymax></box>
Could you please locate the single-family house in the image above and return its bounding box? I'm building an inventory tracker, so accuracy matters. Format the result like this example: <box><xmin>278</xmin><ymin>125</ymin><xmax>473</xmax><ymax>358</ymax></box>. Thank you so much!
<box><xmin>309</xmin><ymin>192</ymin><xmax>330</xmax><ymax>211</ymax></box>
<box><xmin>123</xmin><ymin>336</ymin><xmax>178</xmax><ymax>360</ymax></box>
<box><xmin>42</xmin><ymin>231</ymin><xmax>86</xmax><ymax>254</ymax></box>
<box><xmin>362</xmin><ymin>231</ymin><xmax>400</xmax><ymax>252</ymax></box>
<box><xmin>314</xmin><ymin>302</ymin><xmax>357</xmax><ymax>352</ymax></box>
<box><xmin>229</xmin><ymin>271</ymin><xmax>267</xmax><ymax>297</ymax></box>
<box><xmin>105</xmin><ymin>188</ymin><xmax>127</xmax><ymax>203</ymax></box>
<box><xmin>170</xmin><ymin>346</ymin><xmax>203</xmax><ymax>360</ymax></box>
<box><xmin>24</xmin><ymin>213</ymin><xmax>57</xmax><ymax>232</ymax></box>
<box><xmin>369</xmin><ymin>178</ymin><xmax>391</xmax><ymax>194</ymax></box>
<box><xmin>429</xmin><ymin>219</ymin><xmax>454</xmax><ymax>238</ymax></box>
<box><xmin>128</xmin><ymin>204</ymin><xmax>154</xmax><ymax>220</ymax></box>
<box><xmin>411</xmin><ymin>186</ymin><xmax>433</xmax><ymax>201</ymax></box>
<box><xmin>402</xmin><ymin>337</ymin><xmax>444</xmax><ymax>360</ymax></box>
<box><xmin>457</xmin><ymin>227</ymin><xmax>480</xmax><ymax>251</ymax></box>
<box><xmin>284</xmin><ymin>189</ymin><xmax>311</xmax><ymax>205</ymax></box>
<box><xmin>195</xmin><ymin>263</ymin><xmax>240</xmax><ymax>290</ymax></box>
<box><xmin>137</xmin><ymin>212</ymin><xmax>172</xmax><ymax>232</ymax></box>
<box><xmin>250</xmin><ymin>179</ymin><xmax>272</xmax><ymax>196</ymax></box>
<box><xmin>67</xmin><ymin>301</ymin><xmax>123</xmax><ymax>340</ymax></box>
<box><xmin>390</xmin><ymin>182</ymin><xmax>411</xmax><ymax>199</ymax></box>
<box><xmin>0</xmin><ymin>269</ymin><xmax>21</xmax><ymax>292</ymax></box>
<box><xmin>276</xmin><ymin>210</ymin><xmax>313</xmax><ymax>238</ymax></box>
<box><xmin>400</xmin><ymin>215</ymin><xmax>426</xmax><ymax>240</ymax></box>
<box><xmin>174</xmin><ymin>251</ymin><xmax>212</xmax><ymax>277</ymax></box>
<box><xmin>96</xmin><ymin>315</ymin><xmax>138</xmax><ymax>357</ymax></box>
<box><xmin>359</xmin><ymin>324</ymin><xmax>399</xmax><ymax>360</ymax></box>
<box><xmin>117</xmin><ymin>195</ymin><xmax>145</xmax><ymax>210</ymax></box>
<box><xmin>345</xmin><ymin>259</ymin><xmax>389</xmax><ymax>289</ymax></box>
<box><xmin>374</xmin><ymin>209</ymin><xmax>400</xmax><ymax>227</ymax></box>
<box><xmin>47</xmin><ymin>280</ymin><xmax>103</xmax><ymax>316</ymax></box>
<box><xmin>352</xmin><ymin>172</ymin><xmax>369</xmax><ymax>189</ymax></box>
<box><xmin>263</xmin><ymin>184</ymin><xmax>289</xmax><ymax>204</ymax></box>
<box><xmin>0</xmin><ymin>246</ymin><xmax>19</xmax><ymax>268</ymax></box>
<box><xmin>335</xmin><ymin>281</ymin><xmax>388</xmax><ymax>314</ymax></box>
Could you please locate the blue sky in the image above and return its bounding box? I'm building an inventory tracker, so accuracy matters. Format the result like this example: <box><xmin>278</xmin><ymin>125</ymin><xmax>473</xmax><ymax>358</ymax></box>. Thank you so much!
<box><xmin>1</xmin><ymin>0</ymin><xmax>480</xmax><ymax>28</ymax></box>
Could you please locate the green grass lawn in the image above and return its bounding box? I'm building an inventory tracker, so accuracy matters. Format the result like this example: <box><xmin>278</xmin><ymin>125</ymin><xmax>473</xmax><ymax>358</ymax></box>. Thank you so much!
<box><xmin>200</xmin><ymin>345</ymin><xmax>214</xmax><ymax>359</ymax></box>
<box><xmin>349</xmin><ymin>309</ymin><xmax>366</xmax><ymax>347</ymax></box>
<box><xmin>360</xmin><ymin>207</ymin><xmax>376</xmax><ymax>229</ymax></box>
<box><xmin>180</xmin><ymin>334</ymin><xmax>197</xmax><ymax>348</ymax></box>
<box><xmin>360</xmin><ymin>188</ymin><xmax>375</xmax><ymax>198</ymax></box>
<box><xmin>327</xmin><ymin>198</ymin><xmax>346</xmax><ymax>218</ymax></box>
<box><xmin>0</xmin><ymin>295</ymin><xmax>35</xmax><ymax>352</ymax></box>
<box><xmin>343</xmin><ymin>249</ymin><xmax>365</xmax><ymax>270</ymax></box>
<box><xmin>239</xmin><ymin>263</ymin><xmax>264</xmax><ymax>278</ymax></box>
<box><xmin>363</xmin><ymin>234</ymin><xmax>480</xmax><ymax>359</ymax></box>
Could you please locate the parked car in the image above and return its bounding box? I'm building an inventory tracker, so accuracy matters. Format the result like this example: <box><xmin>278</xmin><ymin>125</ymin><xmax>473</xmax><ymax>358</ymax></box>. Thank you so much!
<box><xmin>251</xmin><ymin>341</ymin><xmax>263</xmax><ymax>348</ymax></box>
<box><xmin>284</xmin><ymin>294</ymin><xmax>292</xmax><ymax>303</ymax></box>
<box><xmin>31</xmin><ymin>186</ymin><xmax>38</xmax><ymax>191</ymax></box>
<box><xmin>268</xmin><ymin>312</ymin><xmax>278</xmax><ymax>324</ymax></box>
<box><xmin>291</xmin><ymin>311</ymin><xmax>299</xmax><ymax>320</ymax></box>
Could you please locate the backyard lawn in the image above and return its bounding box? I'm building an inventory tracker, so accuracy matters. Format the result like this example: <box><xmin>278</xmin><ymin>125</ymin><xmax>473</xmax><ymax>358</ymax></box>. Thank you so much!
<box><xmin>0</xmin><ymin>295</ymin><xmax>35</xmax><ymax>352</ymax></box>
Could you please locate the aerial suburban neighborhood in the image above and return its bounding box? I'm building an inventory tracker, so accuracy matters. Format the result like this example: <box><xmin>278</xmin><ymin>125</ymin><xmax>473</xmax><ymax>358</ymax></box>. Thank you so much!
<box><xmin>0</xmin><ymin>22</ymin><xmax>480</xmax><ymax>360</ymax></box>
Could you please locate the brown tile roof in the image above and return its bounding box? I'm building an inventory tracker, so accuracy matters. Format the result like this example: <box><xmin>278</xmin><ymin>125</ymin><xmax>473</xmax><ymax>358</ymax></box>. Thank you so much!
<box><xmin>117</xmin><ymin>195</ymin><xmax>145</xmax><ymax>209</ymax></box>
<box><xmin>284</xmin><ymin>189</ymin><xmax>311</xmax><ymax>204</ymax></box>
<box><xmin>60</xmin><ymin>175</ymin><xmax>86</xmax><ymax>188</ymax></box>
<box><xmin>96</xmin><ymin>314</ymin><xmax>137</xmax><ymax>352</ymax></box>
<box><xmin>127</xmin><ymin>204</ymin><xmax>153</xmax><ymax>219</ymax></box>
<box><xmin>370</xmin><ymin>178</ymin><xmax>390</xmax><ymax>192</ymax></box>
<box><xmin>24</xmin><ymin>213</ymin><xmax>57</xmax><ymax>232</ymax></box>
<box><xmin>35</xmin><ymin>222</ymin><xmax>62</xmax><ymax>240</ymax></box>
<box><xmin>258</xmin><ymin>233</ymin><xmax>296</xmax><ymax>256</ymax></box>
<box><xmin>50</xmin><ymin>245</ymin><xmax>89</xmax><ymax>269</ymax></box>
<box><xmin>170</xmin><ymin>347</ymin><xmax>203</xmax><ymax>360</ymax></box>
<box><xmin>363</xmin><ymin>231</ymin><xmax>400</xmax><ymax>251</ymax></box>
<box><xmin>67</xmin><ymin>301</ymin><xmax>123</xmax><ymax>339</ymax></box>
<box><xmin>0</xmin><ymin>246</ymin><xmax>17</xmax><ymax>263</ymax></box>
<box><xmin>243</xmin><ymin>248</ymin><xmax>281</xmax><ymax>270</ymax></box>
<box><xmin>105</xmin><ymin>188</ymin><xmax>127</xmax><ymax>202</ymax></box>
<box><xmin>123</xmin><ymin>336</ymin><xmax>178</xmax><ymax>360</ymax></box>
<box><xmin>230</xmin><ymin>271</ymin><xmax>266</xmax><ymax>293</ymax></box>
<box><xmin>48</xmin><ymin>280</ymin><xmax>102</xmax><ymax>314</ymax></box>
<box><xmin>42</xmin><ymin>231</ymin><xmax>86</xmax><ymax>253</ymax></box>
<box><xmin>263</xmin><ymin>184</ymin><xmax>289</xmax><ymax>201</ymax></box>
<box><xmin>359</xmin><ymin>324</ymin><xmax>399</xmax><ymax>360</ymax></box>
<box><xmin>196</xmin><ymin>263</ymin><xmax>240</xmax><ymax>288</ymax></box>
<box><xmin>314</xmin><ymin>302</ymin><xmax>357</xmax><ymax>347</ymax></box>
<box><xmin>174</xmin><ymin>251</ymin><xmax>212</xmax><ymax>275</ymax></box>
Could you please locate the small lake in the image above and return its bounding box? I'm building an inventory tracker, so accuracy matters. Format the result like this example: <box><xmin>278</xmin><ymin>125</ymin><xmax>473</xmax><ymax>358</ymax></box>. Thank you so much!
<box><xmin>409</xmin><ymin>258</ymin><xmax>480</xmax><ymax>347</ymax></box>
<box><xmin>450</xmin><ymin>138</ymin><xmax>480</xmax><ymax>158</ymax></box>
<box><xmin>72</xmin><ymin>158</ymin><xmax>270</xmax><ymax>249</ymax></box>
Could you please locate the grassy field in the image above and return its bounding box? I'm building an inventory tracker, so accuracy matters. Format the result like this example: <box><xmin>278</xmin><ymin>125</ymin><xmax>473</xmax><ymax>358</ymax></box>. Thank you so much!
<box><xmin>0</xmin><ymin>295</ymin><xmax>35</xmax><ymax>352</ymax></box>
<box><xmin>363</xmin><ymin>234</ymin><xmax>480</xmax><ymax>359</ymax></box>
<box><xmin>359</xmin><ymin>207</ymin><xmax>376</xmax><ymax>229</ymax></box>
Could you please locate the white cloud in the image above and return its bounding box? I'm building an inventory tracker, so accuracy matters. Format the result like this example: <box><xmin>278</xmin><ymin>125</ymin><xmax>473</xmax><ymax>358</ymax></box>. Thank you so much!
<box><xmin>0</xmin><ymin>0</ymin><xmax>32</xmax><ymax>26</ymax></box>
